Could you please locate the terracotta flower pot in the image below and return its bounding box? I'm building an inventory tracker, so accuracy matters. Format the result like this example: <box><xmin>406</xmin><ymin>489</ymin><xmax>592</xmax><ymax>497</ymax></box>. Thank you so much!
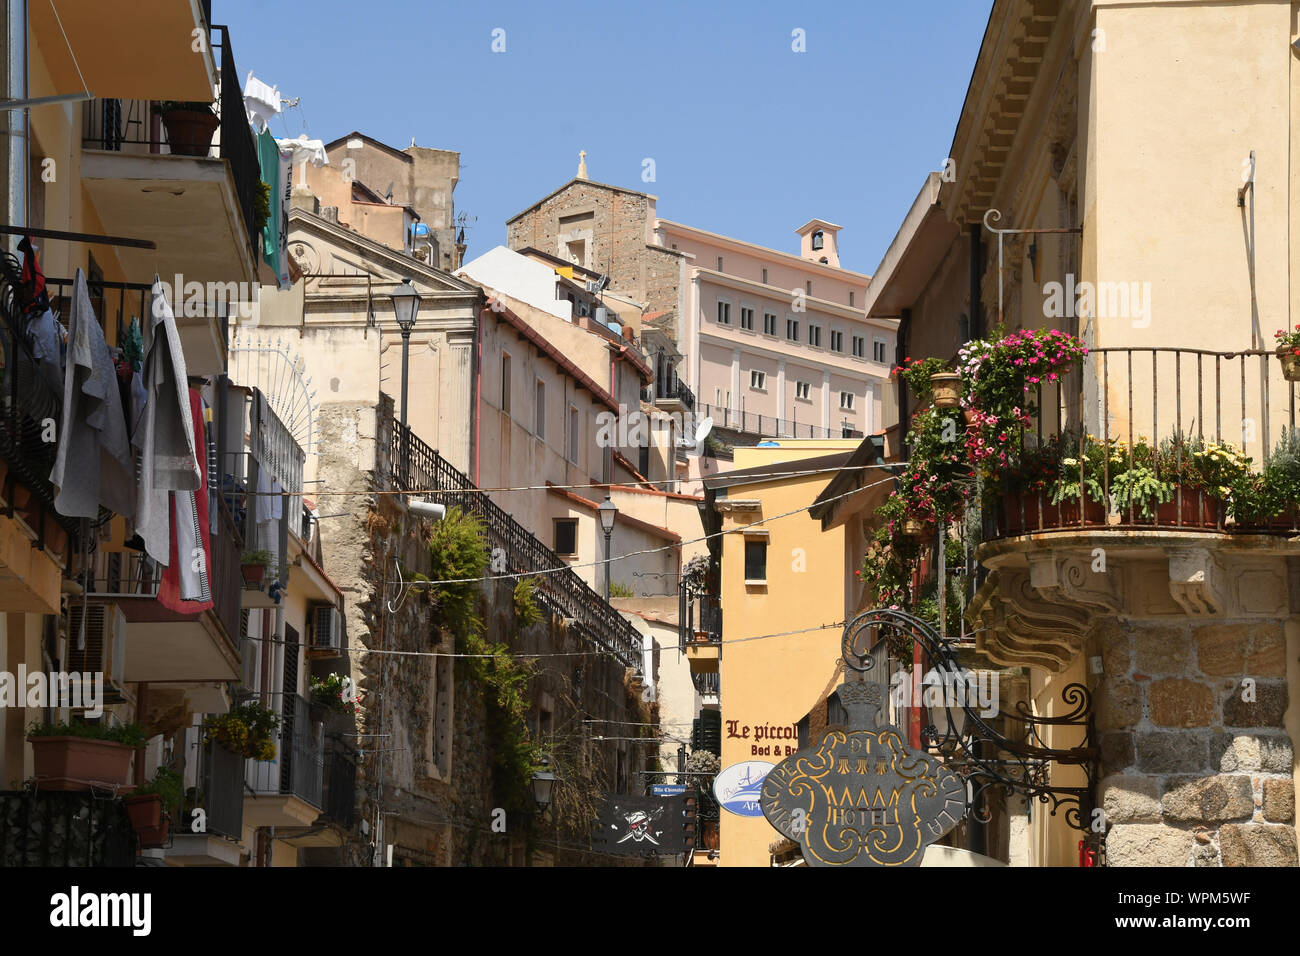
<box><xmin>159</xmin><ymin>108</ymin><xmax>218</xmax><ymax>157</ymax></box>
<box><xmin>900</xmin><ymin>518</ymin><xmax>928</xmax><ymax>538</ymax></box>
<box><xmin>1127</xmin><ymin>489</ymin><xmax>1221</xmax><ymax>529</ymax></box>
<box><xmin>28</xmin><ymin>736</ymin><xmax>135</xmax><ymax>791</ymax></box>
<box><xmin>241</xmin><ymin>563</ymin><xmax>266</xmax><ymax>587</ymax></box>
<box><xmin>962</xmin><ymin>407</ymin><xmax>978</xmax><ymax>425</ymax></box>
<box><xmin>929</xmin><ymin>372</ymin><xmax>962</xmax><ymax>408</ymax></box>
<box><xmin>999</xmin><ymin>492</ymin><xmax>1105</xmax><ymax>535</ymax></box>
<box><xmin>125</xmin><ymin>792</ymin><xmax>162</xmax><ymax>830</ymax></box>
<box><xmin>1277</xmin><ymin>346</ymin><xmax>1300</xmax><ymax>383</ymax></box>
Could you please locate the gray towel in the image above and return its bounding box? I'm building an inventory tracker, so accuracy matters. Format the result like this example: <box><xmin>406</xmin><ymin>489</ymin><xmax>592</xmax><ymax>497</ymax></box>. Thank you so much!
<box><xmin>132</xmin><ymin>276</ymin><xmax>200</xmax><ymax>565</ymax></box>
<box><xmin>50</xmin><ymin>270</ymin><xmax>136</xmax><ymax>520</ymax></box>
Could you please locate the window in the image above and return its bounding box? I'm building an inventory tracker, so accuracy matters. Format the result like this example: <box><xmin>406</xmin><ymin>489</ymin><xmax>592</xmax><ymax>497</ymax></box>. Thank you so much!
<box><xmin>535</xmin><ymin>380</ymin><xmax>546</xmax><ymax>437</ymax></box>
<box><xmin>717</xmin><ymin>300</ymin><xmax>731</xmax><ymax>325</ymax></box>
<box><xmin>795</xmin><ymin>381</ymin><xmax>811</xmax><ymax>401</ymax></box>
<box><xmin>750</xmin><ymin>370</ymin><xmax>767</xmax><ymax>390</ymax></box>
<box><xmin>830</xmin><ymin>330</ymin><xmax>843</xmax><ymax>353</ymax></box>
<box><xmin>806</xmin><ymin>280</ymin><xmax>813</xmax><ymax>295</ymax></box>
<box><xmin>554</xmin><ymin>518</ymin><xmax>578</xmax><ymax>555</ymax></box>
<box><xmin>500</xmin><ymin>353</ymin><xmax>511</xmax><ymax>412</ymax></box>
<box><xmin>761</xmin><ymin>268</ymin><xmax>768</xmax><ymax>284</ymax></box>
<box><xmin>744</xmin><ymin>537</ymin><xmax>768</xmax><ymax>583</ymax></box>
<box><xmin>811</xmin><ymin>230</ymin><xmax>824</xmax><ymax>251</ymax></box>
<box><xmin>808</xmin><ymin>324</ymin><xmax>822</xmax><ymax>348</ymax></box>
<box><xmin>840</xmin><ymin>391</ymin><xmax>855</xmax><ymax>410</ymax></box>
<box><xmin>873</xmin><ymin>338</ymin><xmax>887</xmax><ymax>363</ymax></box>
<box><xmin>568</xmin><ymin>406</ymin><xmax>580</xmax><ymax>463</ymax></box>
<box><xmin>852</xmin><ymin>335</ymin><xmax>866</xmax><ymax>358</ymax></box>
<box><xmin>717</xmin><ymin>256</ymin><xmax>724</xmax><ymax>271</ymax></box>
<box><xmin>786</xmin><ymin>318</ymin><xmax>799</xmax><ymax>342</ymax></box>
<box><xmin>638</xmin><ymin>443</ymin><xmax>650</xmax><ymax>478</ymax></box>
<box><xmin>763</xmin><ymin>311</ymin><xmax>777</xmax><ymax>336</ymax></box>
<box><xmin>740</xmin><ymin>306</ymin><xmax>754</xmax><ymax>331</ymax></box>
<box><xmin>849</xmin><ymin>291</ymin><xmax>855</xmax><ymax>307</ymax></box>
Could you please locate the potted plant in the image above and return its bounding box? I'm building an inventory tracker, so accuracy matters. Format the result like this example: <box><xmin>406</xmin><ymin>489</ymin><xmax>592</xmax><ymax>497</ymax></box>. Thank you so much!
<box><xmin>1110</xmin><ymin>439</ymin><xmax>1174</xmax><ymax>522</ymax></box>
<box><xmin>1231</xmin><ymin>427</ymin><xmax>1300</xmax><ymax>529</ymax></box>
<box><xmin>152</xmin><ymin>100</ymin><xmax>219</xmax><ymax>157</ymax></box>
<box><xmin>240</xmin><ymin>549</ymin><xmax>272</xmax><ymax>587</ymax></box>
<box><xmin>124</xmin><ymin>766</ymin><xmax>183</xmax><ymax>848</ymax></box>
<box><xmin>204</xmin><ymin>701</ymin><xmax>279</xmax><ymax>761</ymax></box>
<box><xmin>1154</xmin><ymin>434</ymin><xmax>1246</xmax><ymax>528</ymax></box>
<box><xmin>309</xmin><ymin>673</ymin><xmax>358</xmax><ymax>719</ymax></box>
<box><xmin>27</xmin><ymin>721</ymin><xmax>147</xmax><ymax>791</ymax></box>
<box><xmin>1275</xmin><ymin>325</ymin><xmax>1300</xmax><ymax>382</ymax></box>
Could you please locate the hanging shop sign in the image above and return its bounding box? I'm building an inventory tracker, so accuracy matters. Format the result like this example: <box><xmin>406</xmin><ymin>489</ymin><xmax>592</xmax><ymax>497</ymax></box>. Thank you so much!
<box><xmin>593</xmin><ymin>794</ymin><xmax>691</xmax><ymax>855</ymax></box>
<box><xmin>713</xmin><ymin>760</ymin><xmax>773</xmax><ymax>817</ymax></box>
<box><xmin>760</xmin><ymin>680</ymin><xmax>965</xmax><ymax>867</ymax></box>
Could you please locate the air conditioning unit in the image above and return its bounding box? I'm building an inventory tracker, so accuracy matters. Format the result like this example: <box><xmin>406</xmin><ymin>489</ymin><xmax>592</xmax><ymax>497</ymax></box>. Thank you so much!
<box><xmin>65</xmin><ymin>602</ymin><xmax>127</xmax><ymax>696</ymax></box>
<box><xmin>310</xmin><ymin>604</ymin><xmax>341</xmax><ymax>656</ymax></box>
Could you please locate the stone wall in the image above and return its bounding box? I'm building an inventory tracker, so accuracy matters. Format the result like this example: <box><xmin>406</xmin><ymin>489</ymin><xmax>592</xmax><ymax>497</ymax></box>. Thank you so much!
<box><xmin>1094</xmin><ymin>618</ymin><xmax>1297</xmax><ymax>866</ymax></box>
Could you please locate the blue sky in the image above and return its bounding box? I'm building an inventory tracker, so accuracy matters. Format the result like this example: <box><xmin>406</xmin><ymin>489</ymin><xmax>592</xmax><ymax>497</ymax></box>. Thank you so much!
<box><xmin>222</xmin><ymin>0</ymin><xmax>993</xmax><ymax>276</ymax></box>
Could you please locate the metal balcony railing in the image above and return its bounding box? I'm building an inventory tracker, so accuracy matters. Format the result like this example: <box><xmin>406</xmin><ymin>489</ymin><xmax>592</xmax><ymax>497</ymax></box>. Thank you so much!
<box><xmin>986</xmin><ymin>346</ymin><xmax>1300</xmax><ymax>537</ymax></box>
<box><xmin>694</xmin><ymin>402</ymin><xmax>852</xmax><ymax>440</ymax></box>
<box><xmin>177</xmin><ymin>732</ymin><xmax>245</xmax><ymax>840</ymax></box>
<box><xmin>388</xmin><ymin>418</ymin><xmax>642</xmax><ymax>669</ymax></box>
<box><xmin>246</xmin><ymin>694</ymin><xmax>323</xmax><ymax>810</ymax></box>
<box><xmin>693</xmin><ymin>671</ymin><xmax>720</xmax><ymax>697</ymax></box>
<box><xmin>0</xmin><ymin>791</ymin><xmax>135</xmax><ymax>866</ymax></box>
<box><xmin>322</xmin><ymin>748</ymin><xmax>356</xmax><ymax>827</ymax></box>
<box><xmin>80</xmin><ymin>25</ymin><xmax>260</xmax><ymax>259</ymax></box>
<box><xmin>679</xmin><ymin>590</ymin><xmax>722</xmax><ymax>651</ymax></box>
<box><xmin>643</xmin><ymin>354</ymin><xmax>696</xmax><ymax>412</ymax></box>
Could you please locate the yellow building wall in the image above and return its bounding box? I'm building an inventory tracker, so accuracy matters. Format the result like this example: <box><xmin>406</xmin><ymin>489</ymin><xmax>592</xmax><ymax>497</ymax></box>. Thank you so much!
<box><xmin>717</xmin><ymin>442</ymin><xmax>856</xmax><ymax>866</ymax></box>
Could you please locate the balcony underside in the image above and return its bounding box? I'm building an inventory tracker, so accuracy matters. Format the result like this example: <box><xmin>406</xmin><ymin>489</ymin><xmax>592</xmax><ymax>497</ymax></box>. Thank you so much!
<box><xmin>81</xmin><ymin>150</ymin><xmax>256</xmax><ymax>374</ymax></box>
<box><xmin>685</xmin><ymin>641</ymin><xmax>719</xmax><ymax>673</ymax></box>
<box><xmin>28</xmin><ymin>0</ymin><xmax>216</xmax><ymax>102</ymax></box>
<box><xmin>241</xmin><ymin>794</ymin><xmax>320</xmax><ymax>831</ymax></box>
<box><xmin>119</xmin><ymin>602</ymin><xmax>240</xmax><ymax>683</ymax></box>
<box><xmin>0</xmin><ymin>513</ymin><xmax>62</xmax><ymax>615</ymax></box>
<box><xmin>164</xmin><ymin>833</ymin><xmax>242</xmax><ymax>866</ymax></box>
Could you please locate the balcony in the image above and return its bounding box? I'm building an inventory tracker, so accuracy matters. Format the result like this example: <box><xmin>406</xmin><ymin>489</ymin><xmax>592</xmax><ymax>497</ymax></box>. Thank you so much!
<box><xmin>694</xmin><ymin>402</ymin><xmax>854</xmax><ymax>440</ymax></box>
<box><xmin>167</xmin><ymin>735</ymin><xmax>246</xmax><ymax>866</ymax></box>
<box><xmin>29</xmin><ymin>0</ymin><xmax>216</xmax><ymax>103</ymax></box>
<box><xmin>77</xmin><ymin>24</ymin><xmax>260</xmax><ymax>318</ymax></box>
<box><xmin>0</xmin><ymin>790</ymin><xmax>136</xmax><ymax>866</ymax></box>
<box><xmin>982</xmin><ymin>346</ymin><xmax>1300</xmax><ymax>538</ymax></box>
<box><xmin>692</xmin><ymin>671</ymin><xmax>720</xmax><ymax>707</ymax></box>
<box><xmin>243</xmin><ymin>694</ymin><xmax>324</xmax><ymax>831</ymax></box>
<box><xmin>86</xmin><ymin>497</ymin><xmax>243</xmax><ymax>684</ymax></box>
<box><xmin>680</xmin><ymin>590</ymin><xmax>721</xmax><ymax>673</ymax></box>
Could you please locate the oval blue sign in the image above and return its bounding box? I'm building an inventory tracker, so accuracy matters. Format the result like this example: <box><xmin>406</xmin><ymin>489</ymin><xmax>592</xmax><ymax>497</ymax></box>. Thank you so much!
<box><xmin>713</xmin><ymin>760</ymin><xmax>774</xmax><ymax>817</ymax></box>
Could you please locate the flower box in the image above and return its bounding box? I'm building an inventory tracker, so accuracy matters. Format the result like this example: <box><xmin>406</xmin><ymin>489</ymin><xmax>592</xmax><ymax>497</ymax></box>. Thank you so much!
<box><xmin>158</xmin><ymin>107</ymin><xmax>218</xmax><ymax>157</ymax></box>
<box><xmin>124</xmin><ymin>794</ymin><xmax>170</xmax><ymax>848</ymax></box>
<box><xmin>999</xmin><ymin>493</ymin><xmax>1105</xmax><ymax>535</ymax></box>
<box><xmin>28</xmin><ymin>736</ymin><xmax>135</xmax><ymax>791</ymax></box>
<box><xmin>241</xmin><ymin>563</ymin><xmax>267</xmax><ymax>587</ymax></box>
<box><xmin>1126</xmin><ymin>489</ymin><xmax>1222</xmax><ymax>529</ymax></box>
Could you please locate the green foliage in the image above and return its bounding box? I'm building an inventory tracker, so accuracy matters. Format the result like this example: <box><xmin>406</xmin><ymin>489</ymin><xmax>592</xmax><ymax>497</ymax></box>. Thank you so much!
<box><xmin>460</xmin><ymin>628</ymin><xmax>540</xmax><ymax>813</ymax></box>
<box><xmin>1230</xmin><ymin>427</ymin><xmax>1300</xmax><ymax>523</ymax></box>
<box><xmin>608</xmin><ymin>581</ymin><xmax>634</xmax><ymax>598</ymax></box>
<box><xmin>893</xmin><ymin>356</ymin><xmax>950</xmax><ymax>406</ymax></box>
<box><xmin>513</xmin><ymin>576</ymin><xmax>544</xmax><ymax>629</ymax></box>
<box><xmin>240</xmin><ymin>549</ymin><xmax>272</xmax><ymax>566</ymax></box>
<box><xmin>204</xmin><ymin>702</ymin><xmax>279</xmax><ymax>761</ymax></box>
<box><xmin>681</xmin><ymin>554</ymin><xmax>711</xmax><ymax>594</ymax></box>
<box><xmin>253</xmin><ymin>179</ymin><xmax>272</xmax><ymax>236</ymax></box>
<box><xmin>136</xmin><ymin>766</ymin><xmax>184</xmax><ymax>810</ymax></box>
<box><xmin>426</xmin><ymin>507</ymin><xmax>490</xmax><ymax>638</ymax></box>
<box><xmin>685</xmin><ymin>749</ymin><xmax>720</xmax><ymax>774</ymax></box>
<box><xmin>1110</xmin><ymin>466</ymin><xmax>1173</xmax><ymax>519</ymax></box>
<box><xmin>27</xmin><ymin>720</ymin><xmax>147</xmax><ymax>748</ymax></box>
<box><xmin>152</xmin><ymin>100</ymin><xmax>215</xmax><ymax>115</ymax></box>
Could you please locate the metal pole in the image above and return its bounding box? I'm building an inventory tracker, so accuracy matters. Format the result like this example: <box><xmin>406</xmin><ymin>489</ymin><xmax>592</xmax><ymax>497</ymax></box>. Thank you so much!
<box><xmin>603</xmin><ymin>529</ymin><xmax>612</xmax><ymax>599</ymax></box>
<box><xmin>400</xmin><ymin>328</ymin><xmax>411</xmax><ymax>488</ymax></box>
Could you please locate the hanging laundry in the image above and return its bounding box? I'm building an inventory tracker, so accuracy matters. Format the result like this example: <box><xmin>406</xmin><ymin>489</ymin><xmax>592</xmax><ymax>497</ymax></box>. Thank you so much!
<box><xmin>26</xmin><ymin>305</ymin><xmax>66</xmax><ymax>392</ymax></box>
<box><xmin>256</xmin><ymin>128</ymin><xmax>293</xmax><ymax>291</ymax></box>
<box><xmin>158</xmin><ymin>388</ymin><xmax>213</xmax><ymax>613</ymax></box>
<box><xmin>243</xmin><ymin>71</ymin><xmax>282</xmax><ymax>133</ymax></box>
<box><xmin>133</xmin><ymin>276</ymin><xmax>200</xmax><ymax>566</ymax></box>
<box><xmin>50</xmin><ymin>270</ymin><xmax>136</xmax><ymax>520</ymax></box>
<box><xmin>16</xmin><ymin>236</ymin><xmax>49</xmax><ymax>314</ymax></box>
<box><xmin>275</xmin><ymin>133</ymin><xmax>328</xmax><ymax>169</ymax></box>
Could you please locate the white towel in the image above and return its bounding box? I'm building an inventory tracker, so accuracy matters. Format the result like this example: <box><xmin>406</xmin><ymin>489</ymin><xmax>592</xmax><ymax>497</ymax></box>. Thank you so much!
<box><xmin>275</xmin><ymin>134</ymin><xmax>328</xmax><ymax>168</ymax></box>
<box><xmin>50</xmin><ymin>271</ymin><xmax>136</xmax><ymax>520</ymax></box>
<box><xmin>243</xmin><ymin>72</ymin><xmax>281</xmax><ymax>133</ymax></box>
<box><xmin>133</xmin><ymin>277</ymin><xmax>200</xmax><ymax>565</ymax></box>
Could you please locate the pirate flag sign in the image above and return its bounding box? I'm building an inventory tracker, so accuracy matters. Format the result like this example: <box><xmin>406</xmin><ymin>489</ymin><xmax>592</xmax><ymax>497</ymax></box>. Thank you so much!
<box><xmin>592</xmin><ymin>794</ymin><xmax>691</xmax><ymax>855</ymax></box>
<box><xmin>760</xmin><ymin>679</ymin><xmax>966</xmax><ymax>866</ymax></box>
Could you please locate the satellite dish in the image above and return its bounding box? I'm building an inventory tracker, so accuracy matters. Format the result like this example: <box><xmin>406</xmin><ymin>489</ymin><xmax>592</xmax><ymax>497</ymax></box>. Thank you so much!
<box><xmin>694</xmin><ymin>416</ymin><xmax>714</xmax><ymax>446</ymax></box>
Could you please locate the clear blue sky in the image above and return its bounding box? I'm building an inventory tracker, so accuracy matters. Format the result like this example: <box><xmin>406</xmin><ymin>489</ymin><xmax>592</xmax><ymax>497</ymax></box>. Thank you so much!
<box><xmin>221</xmin><ymin>0</ymin><xmax>993</xmax><ymax>276</ymax></box>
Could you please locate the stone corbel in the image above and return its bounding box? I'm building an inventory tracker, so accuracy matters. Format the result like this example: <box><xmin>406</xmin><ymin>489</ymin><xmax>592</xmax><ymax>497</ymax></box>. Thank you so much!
<box><xmin>1027</xmin><ymin>551</ymin><xmax>1122</xmax><ymax>615</ymax></box>
<box><xmin>1167</xmin><ymin>548</ymin><xmax>1226</xmax><ymax>615</ymax></box>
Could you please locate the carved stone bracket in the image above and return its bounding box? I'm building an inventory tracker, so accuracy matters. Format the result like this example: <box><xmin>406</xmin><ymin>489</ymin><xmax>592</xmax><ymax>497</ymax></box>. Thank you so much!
<box><xmin>1027</xmin><ymin>551</ymin><xmax>1123</xmax><ymax>614</ymax></box>
<box><xmin>970</xmin><ymin>569</ymin><xmax>1091</xmax><ymax>673</ymax></box>
<box><xmin>1167</xmin><ymin>548</ymin><xmax>1226</xmax><ymax>615</ymax></box>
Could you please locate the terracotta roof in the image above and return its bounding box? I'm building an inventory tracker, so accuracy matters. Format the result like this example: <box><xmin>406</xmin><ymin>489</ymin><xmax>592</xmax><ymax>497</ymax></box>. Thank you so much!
<box><xmin>607</xmin><ymin>482</ymin><xmax>702</xmax><ymax>503</ymax></box>
<box><xmin>611</xmin><ymin>450</ymin><xmax>650</xmax><ymax>486</ymax></box>
<box><xmin>545</xmin><ymin>483</ymin><xmax>681</xmax><ymax>542</ymax></box>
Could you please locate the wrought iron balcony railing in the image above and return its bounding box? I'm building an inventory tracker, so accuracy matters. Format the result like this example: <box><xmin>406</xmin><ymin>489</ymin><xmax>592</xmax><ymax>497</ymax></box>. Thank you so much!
<box><xmin>177</xmin><ymin>733</ymin><xmax>246</xmax><ymax>840</ymax></box>
<box><xmin>388</xmin><ymin>418</ymin><xmax>642</xmax><ymax>669</ymax></box>
<box><xmin>679</xmin><ymin>589</ymin><xmax>722</xmax><ymax>651</ymax></box>
<box><xmin>692</xmin><ymin>671</ymin><xmax>720</xmax><ymax>697</ymax></box>
<box><xmin>693</xmin><ymin>402</ymin><xmax>853</xmax><ymax>440</ymax></box>
<box><xmin>322</xmin><ymin>747</ymin><xmax>356</xmax><ymax>827</ymax></box>
<box><xmin>0</xmin><ymin>790</ymin><xmax>136</xmax><ymax>866</ymax></box>
<box><xmin>80</xmin><ymin>24</ymin><xmax>261</xmax><ymax>258</ymax></box>
<box><xmin>985</xmin><ymin>345</ymin><xmax>1300</xmax><ymax>537</ymax></box>
<box><xmin>246</xmin><ymin>693</ymin><xmax>323</xmax><ymax>810</ymax></box>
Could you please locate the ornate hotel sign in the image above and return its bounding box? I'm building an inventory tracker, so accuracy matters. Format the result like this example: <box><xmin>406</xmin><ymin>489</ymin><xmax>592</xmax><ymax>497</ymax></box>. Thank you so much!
<box><xmin>760</xmin><ymin>680</ymin><xmax>966</xmax><ymax>867</ymax></box>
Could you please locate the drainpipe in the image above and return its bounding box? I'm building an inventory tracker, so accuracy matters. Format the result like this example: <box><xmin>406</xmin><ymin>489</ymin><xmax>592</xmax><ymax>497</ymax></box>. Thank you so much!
<box><xmin>2</xmin><ymin>0</ymin><xmax>29</xmax><ymax>241</ymax></box>
<box><xmin>473</xmin><ymin>306</ymin><xmax>483</xmax><ymax>485</ymax></box>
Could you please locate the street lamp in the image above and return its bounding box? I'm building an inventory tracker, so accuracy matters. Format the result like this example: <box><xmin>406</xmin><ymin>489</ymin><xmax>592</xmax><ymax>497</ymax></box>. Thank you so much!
<box><xmin>390</xmin><ymin>279</ymin><xmax>421</xmax><ymax>489</ymax></box>
<box><xmin>598</xmin><ymin>495</ymin><xmax>618</xmax><ymax>599</ymax></box>
<box><xmin>532</xmin><ymin>756</ymin><xmax>556</xmax><ymax>816</ymax></box>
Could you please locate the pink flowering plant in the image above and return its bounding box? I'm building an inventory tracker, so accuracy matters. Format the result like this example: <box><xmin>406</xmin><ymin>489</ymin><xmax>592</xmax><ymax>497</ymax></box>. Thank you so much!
<box><xmin>1274</xmin><ymin>324</ymin><xmax>1300</xmax><ymax>354</ymax></box>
